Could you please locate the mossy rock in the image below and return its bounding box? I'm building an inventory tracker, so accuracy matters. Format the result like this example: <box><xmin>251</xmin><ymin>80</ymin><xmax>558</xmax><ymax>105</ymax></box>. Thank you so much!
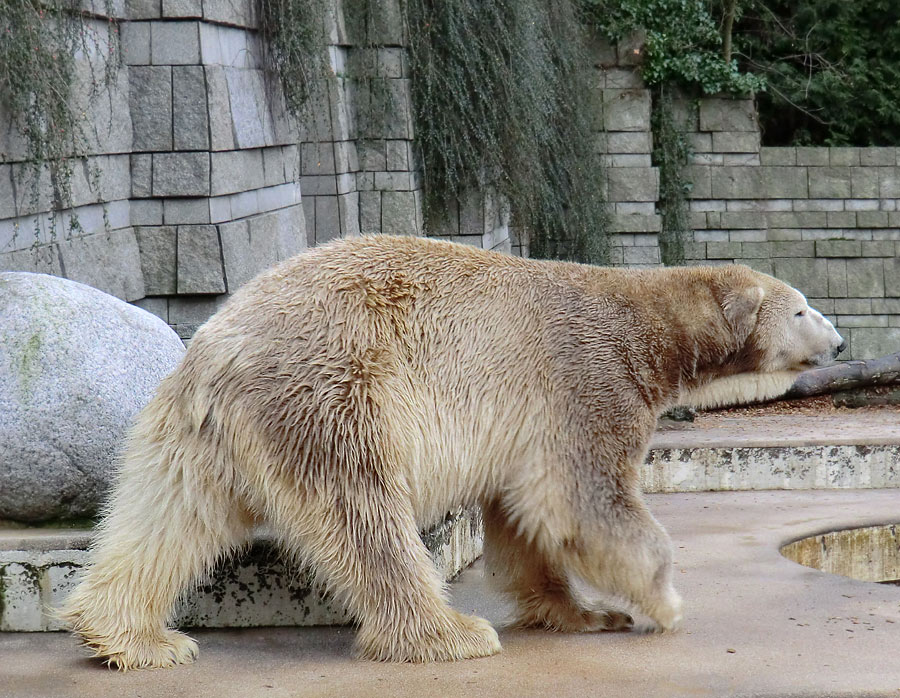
<box><xmin>0</xmin><ymin>273</ymin><xmax>184</xmax><ymax>523</ymax></box>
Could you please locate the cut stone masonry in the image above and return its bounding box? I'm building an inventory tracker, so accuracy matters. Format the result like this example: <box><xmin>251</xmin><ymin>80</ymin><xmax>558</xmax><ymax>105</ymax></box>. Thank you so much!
<box><xmin>680</xmin><ymin>98</ymin><xmax>900</xmax><ymax>359</ymax></box>
<box><xmin>0</xmin><ymin>10</ymin><xmax>896</xmax><ymax>357</ymax></box>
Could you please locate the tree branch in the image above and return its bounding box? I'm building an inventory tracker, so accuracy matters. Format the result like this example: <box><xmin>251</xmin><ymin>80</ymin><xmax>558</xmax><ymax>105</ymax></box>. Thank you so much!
<box><xmin>785</xmin><ymin>352</ymin><xmax>900</xmax><ymax>399</ymax></box>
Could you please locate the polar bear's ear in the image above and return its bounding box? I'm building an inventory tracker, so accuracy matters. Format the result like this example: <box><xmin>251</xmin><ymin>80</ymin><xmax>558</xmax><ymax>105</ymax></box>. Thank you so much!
<box><xmin>722</xmin><ymin>285</ymin><xmax>764</xmax><ymax>342</ymax></box>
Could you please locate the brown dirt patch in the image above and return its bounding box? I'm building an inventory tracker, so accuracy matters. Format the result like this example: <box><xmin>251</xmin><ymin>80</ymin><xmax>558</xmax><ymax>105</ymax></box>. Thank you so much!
<box><xmin>696</xmin><ymin>388</ymin><xmax>900</xmax><ymax>426</ymax></box>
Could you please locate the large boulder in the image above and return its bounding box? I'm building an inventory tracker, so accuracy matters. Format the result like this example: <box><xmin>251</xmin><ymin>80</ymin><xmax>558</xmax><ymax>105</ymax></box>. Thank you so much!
<box><xmin>0</xmin><ymin>273</ymin><xmax>185</xmax><ymax>523</ymax></box>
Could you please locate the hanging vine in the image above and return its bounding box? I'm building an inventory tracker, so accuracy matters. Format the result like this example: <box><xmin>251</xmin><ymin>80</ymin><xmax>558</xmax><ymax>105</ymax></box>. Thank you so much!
<box><xmin>650</xmin><ymin>86</ymin><xmax>691</xmax><ymax>266</ymax></box>
<box><xmin>257</xmin><ymin>0</ymin><xmax>610</xmax><ymax>264</ymax></box>
<box><xmin>0</xmin><ymin>0</ymin><xmax>120</xmax><ymax>240</ymax></box>
<box><xmin>403</xmin><ymin>0</ymin><xmax>609</xmax><ymax>264</ymax></box>
<box><xmin>581</xmin><ymin>0</ymin><xmax>765</xmax><ymax>267</ymax></box>
<box><xmin>257</xmin><ymin>0</ymin><xmax>329</xmax><ymax>121</ymax></box>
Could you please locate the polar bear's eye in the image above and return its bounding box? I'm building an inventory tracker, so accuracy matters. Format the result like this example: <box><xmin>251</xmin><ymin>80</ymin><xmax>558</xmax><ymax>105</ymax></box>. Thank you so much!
<box><xmin>795</xmin><ymin>310</ymin><xmax>806</xmax><ymax>317</ymax></box>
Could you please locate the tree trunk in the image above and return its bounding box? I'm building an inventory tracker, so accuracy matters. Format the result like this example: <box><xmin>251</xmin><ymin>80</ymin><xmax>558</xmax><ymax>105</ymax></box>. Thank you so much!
<box><xmin>785</xmin><ymin>351</ymin><xmax>900</xmax><ymax>398</ymax></box>
<box><xmin>722</xmin><ymin>0</ymin><xmax>737</xmax><ymax>64</ymax></box>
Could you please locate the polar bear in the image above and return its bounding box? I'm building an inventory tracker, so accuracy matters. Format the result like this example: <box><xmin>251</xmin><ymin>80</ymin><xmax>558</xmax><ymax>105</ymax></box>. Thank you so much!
<box><xmin>61</xmin><ymin>235</ymin><xmax>845</xmax><ymax>668</ymax></box>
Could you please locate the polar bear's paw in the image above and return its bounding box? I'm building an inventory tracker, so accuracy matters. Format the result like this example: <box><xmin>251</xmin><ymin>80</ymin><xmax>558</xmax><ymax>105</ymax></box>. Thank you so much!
<box><xmin>80</xmin><ymin>628</ymin><xmax>199</xmax><ymax>671</ymax></box>
<box><xmin>356</xmin><ymin>610</ymin><xmax>501</xmax><ymax>662</ymax></box>
<box><xmin>636</xmin><ymin>588</ymin><xmax>683</xmax><ymax>634</ymax></box>
<box><xmin>592</xmin><ymin>609</ymin><xmax>635</xmax><ymax>632</ymax></box>
<box><xmin>511</xmin><ymin>592</ymin><xmax>635</xmax><ymax>633</ymax></box>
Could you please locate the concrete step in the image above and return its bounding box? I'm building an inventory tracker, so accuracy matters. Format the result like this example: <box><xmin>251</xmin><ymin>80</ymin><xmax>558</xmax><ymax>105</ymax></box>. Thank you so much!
<box><xmin>645</xmin><ymin>412</ymin><xmax>900</xmax><ymax>492</ymax></box>
<box><xmin>0</xmin><ymin>508</ymin><xmax>482</xmax><ymax>632</ymax></box>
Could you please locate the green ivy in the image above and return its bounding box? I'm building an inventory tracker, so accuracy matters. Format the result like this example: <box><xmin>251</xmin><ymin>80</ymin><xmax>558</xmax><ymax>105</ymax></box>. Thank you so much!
<box><xmin>580</xmin><ymin>0</ymin><xmax>764</xmax><ymax>267</ymax></box>
<box><xmin>736</xmin><ymin>0</ymin><xmax>900</xmax><ymax>146</ymax></box>
<box><xmin>581</xmin><ymin>0</ymin><xmax>764</xmax><ymax>95</ymax></box>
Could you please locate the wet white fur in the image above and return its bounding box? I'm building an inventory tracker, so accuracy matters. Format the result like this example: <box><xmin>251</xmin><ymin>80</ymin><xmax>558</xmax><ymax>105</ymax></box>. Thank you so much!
<box><xmin>681</xmin><ymin>292</ymin><xmax>844</xmax><ymax>409</ymax></box>
<box><xmin>680</xmin><ymin>370</ymin><xmax>799</xmax><ymax>409</ymax></box>
<box><xmin>59</xmin><ymin>239</ymin><xmax>843</xmax><ymax>669</ymax></box>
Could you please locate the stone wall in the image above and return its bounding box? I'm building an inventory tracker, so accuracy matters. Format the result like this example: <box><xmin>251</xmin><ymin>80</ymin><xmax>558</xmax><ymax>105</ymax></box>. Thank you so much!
<box><xmin>588</xmin><ymin>42</ymin><xmax>898</xmax><ymax>360</ymax></box>
<box><xmin>0</xmin><ymin>0</ymin><xmax>511</xmax><ymax>340</ymax></box>
<box><xmin>302</xmin><ymin>20</ymin><xmax>509</xmax><ymax>253</ymax></box>
<box><xmin>681</xmin><ymin>98</ymin><xmax>900</xmax><ymax>360</ymax></box>
<box><xmin>126</xmin><ymin>0</ymin><xmax>309</xmax><ymax>338</ymax></box>
<box><xmin>0</xmin><ymin>0</ymin><xmax>308</xmax><ymax>339</ymax></box>
<box><xmin>1</xmin><ymin>15</ymin><xmax>896</xmax><ymax>356</ymax></box>
<box><xmin>592</xmin><ymin>34</ymin><xmax>662</xmax><ymax>267</ymax></box>
<box><xmin>0</xmin><ymin>7</ymin><xmax>138</xmax><ymax>300</ymax></box>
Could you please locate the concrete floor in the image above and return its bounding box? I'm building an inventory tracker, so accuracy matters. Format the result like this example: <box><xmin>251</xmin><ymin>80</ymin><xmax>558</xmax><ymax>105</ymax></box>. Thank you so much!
<box><xmin>652</xmin><ymin>411</ymin><xmax>900</xmax><ymax>449</ymax></box>
<box><xmin>3</xmin><ymin>489</ymin><xmax>899</xmax><ymax>698</ymax></box>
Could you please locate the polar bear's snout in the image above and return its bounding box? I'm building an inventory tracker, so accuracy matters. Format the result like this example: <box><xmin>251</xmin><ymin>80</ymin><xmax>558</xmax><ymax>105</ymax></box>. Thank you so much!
<box><xmin>804</xmin><ymin>305</ymin><xmax>846</xmax><ymax>365</ymax></box>
<box><xmin>834</xmin><ymin>337</ymin><xmax>848</xmax><ymax>359</ymax></box>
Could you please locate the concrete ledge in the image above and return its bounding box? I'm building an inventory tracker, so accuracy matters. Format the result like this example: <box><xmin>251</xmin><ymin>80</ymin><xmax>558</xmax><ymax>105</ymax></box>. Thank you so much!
<box><xmin>644</xmin><ymin>412</ymin><xmax>900</xmax><ymax>492</ymax></box>
<box><xmin>643</xmin><ymin>444</ymin><xmax>900</xmax><ymax>492</ymax></box>
<box><xmin>0</xmin><ymin>508</ymin><xmax>483</xmax><ymax>632</ymax></box>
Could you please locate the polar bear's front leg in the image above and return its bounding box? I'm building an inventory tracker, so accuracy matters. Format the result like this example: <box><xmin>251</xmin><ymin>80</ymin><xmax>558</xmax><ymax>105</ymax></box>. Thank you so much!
<box><xmin>679</xmin><ymin>370</ymin><xmax>798</xmax><ymax>410</ymax></box>
<box><xmin>265</xmin><ymin>484</ymin><xmax>501</xmax><ymax>663</ymax></box>
<box><xmin>562</xmin><ymin>496</ymin><xmax>683</xmax><ymax>634</ymax></box>
<box><xmin>482</xmin><ymin>501</ymin><xmax>634</xmax><ymax>632</ymax></box>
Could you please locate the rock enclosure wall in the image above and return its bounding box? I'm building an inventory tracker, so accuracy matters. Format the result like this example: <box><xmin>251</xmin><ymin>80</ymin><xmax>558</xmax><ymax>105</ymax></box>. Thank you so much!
<box><xmin>0</xmin><ymin>0</ymin><xmax>512</xmax><ymax>340</ymax></box>
<box><xmin>0</xmin><ymin>9</ymin><xmax>896</xmax><ymax>357</ymax></box>
<box><xmin>682</xmin><ymin>99</ymin><xmax>900</xmax><ymax>360</ymax></box>
<box><xmin>590</xmin><ymin>44</ymin><xmax>898</xmax><ymax>360</ymax></box>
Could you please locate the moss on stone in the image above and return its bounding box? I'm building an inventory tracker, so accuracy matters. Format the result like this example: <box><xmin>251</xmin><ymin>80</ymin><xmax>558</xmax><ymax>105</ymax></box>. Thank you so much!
<box><xmin>0</xmin><ymin>566</ymin><xmax>6</xmax><ymax>623</ymax></box>
<box><xmin>16</xmin><ymin>331</ymin><xmax>42</xmax><ymax>397</ymax></box>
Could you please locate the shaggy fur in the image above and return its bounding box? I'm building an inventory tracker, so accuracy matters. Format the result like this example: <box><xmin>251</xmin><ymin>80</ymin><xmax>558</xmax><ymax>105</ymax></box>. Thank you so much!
<box><xmin>60</xmin><ymin>236</ymin><xmax>845</xmax><ymax>669</ymax></box>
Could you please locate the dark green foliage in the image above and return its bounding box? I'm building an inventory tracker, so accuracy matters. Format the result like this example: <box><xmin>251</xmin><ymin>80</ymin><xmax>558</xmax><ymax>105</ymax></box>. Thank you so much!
<box><xmin>582</xmin><ymin>0</ymin><xmax>763</xmax><ymax>94</ymax></box>
<box><xmin>404</xmin><ymin>0</ymin><xmax>609</xmax><ymax>263</ymax></box>
<box><xmin>0</xmin><ymin>0</ymin><xmax>119</xmax><ymax>236</ymax></box>
<box><xmin>735</xmin><ymin>0</ymin><xmax>900</xmax><ymax>146</ymax></box>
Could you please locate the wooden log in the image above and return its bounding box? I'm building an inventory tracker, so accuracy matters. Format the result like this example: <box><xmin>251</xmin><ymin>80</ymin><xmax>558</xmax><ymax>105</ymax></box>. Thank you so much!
<box><xmin>785</xmin><ymin>351</ymin><xmax>900</xmax><ymax>398</ymax></box>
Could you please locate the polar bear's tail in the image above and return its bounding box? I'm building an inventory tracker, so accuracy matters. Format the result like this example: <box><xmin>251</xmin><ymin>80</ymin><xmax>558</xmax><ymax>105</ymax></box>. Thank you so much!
<box><xmin>59</xmin><ymin>373</ymin><xmax>252</xmax><ymax>670</ymax></box>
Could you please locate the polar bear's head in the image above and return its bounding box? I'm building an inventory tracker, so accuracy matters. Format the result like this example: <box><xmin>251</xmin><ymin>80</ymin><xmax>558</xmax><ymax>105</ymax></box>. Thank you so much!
<box><xmin>745</xmin><ymin>279</ymin><xmax>846</xmax><ymax>372</ymax></box>
<box><xmin>681</xmin><ymin>267</ymin><xmax>846</xmax><ymax>409</ymax></box>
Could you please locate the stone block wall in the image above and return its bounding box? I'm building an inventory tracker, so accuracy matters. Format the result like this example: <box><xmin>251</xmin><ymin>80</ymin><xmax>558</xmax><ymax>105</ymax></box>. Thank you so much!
<box><xmin>0</xmin><ymin>0</ymin><xmax>307</xmax><ymax>339</ymax></box>
<box><xmin>1</xmin><ymin>15</ymin><xmax>895</xmax><ymax>356</ymax></box>
<box><xmin>682</xmin><ymin>98</ymin><xmax>900</xmax><ymax>359</ymax></box>
<box><xmin>585</xmin><ymin>37</ymin><xmax>898</xmax><ymax>360</ymax></box>
<box><xmin>429</xmin><ymin>189</ymin><xmax>511</xmax><ymax>255</ymax></box>
<box><xmin>295</xmin><ymin>3</ymin><xmax>512</xmax><ymax>253</ymax></box>
<box><xmin>0</xmin><ymin>10</ymin><xmax>140</xmax><ymax>301</ymax></box>
<box><xmin>125</xmin><ymin>2</ymin><xmax>309</xmax><ymax>337</ymax></box>
<box><xmin>592</xmin><ymin>37</ymin><xmax>661</xmax><ymax>267</ymax></box>
<box><xmin>0</xmin><ymin>0</ymin><xmax>511</xmax><ymax>338</ymax></box>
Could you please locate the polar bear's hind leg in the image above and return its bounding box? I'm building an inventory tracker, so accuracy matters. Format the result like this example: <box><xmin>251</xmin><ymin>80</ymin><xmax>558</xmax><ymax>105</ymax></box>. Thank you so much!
<box><xmin>60</xmin><ymin>395</ymin><xmax>253</xmax><ymax>670</ymax></box>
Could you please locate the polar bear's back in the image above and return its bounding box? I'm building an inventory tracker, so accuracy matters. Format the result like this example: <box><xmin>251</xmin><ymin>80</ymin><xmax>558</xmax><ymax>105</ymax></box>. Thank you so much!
<box><xmin>168</xmin><ymin>237</ymin><xmax>572</xmax><ymax>526</ymax></box>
